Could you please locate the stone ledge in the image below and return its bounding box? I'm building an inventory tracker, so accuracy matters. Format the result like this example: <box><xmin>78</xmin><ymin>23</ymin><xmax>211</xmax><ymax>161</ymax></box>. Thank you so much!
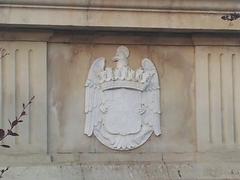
<box><xmin>0</xmin><ymin>5</ymin><xmax>239</xmax><ymax>32</ymax></box>
<box><xmin>0</xmin><ymin>0</ymin><xmax>240</xmax><ymax>11</ymax></box>
<box><xmin>1</xmin><ymin>152</ymin><xmax>240</xmax><ymax>166</ymax></box>
<box><xmin>1</xmin><ymin>162</ymin><xmax>240</xmax><ymax>180</ymax></box>
<box><xmin>1</xmin><ymin>31</ymin><xmax>240</xmax><ymax>46</ymax></box>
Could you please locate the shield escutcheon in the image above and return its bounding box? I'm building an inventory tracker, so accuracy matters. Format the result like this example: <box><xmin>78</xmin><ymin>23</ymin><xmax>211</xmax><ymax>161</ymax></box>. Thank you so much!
<box><xmin>84</xmin><ymin>46</ymin><xmax>161</xmax><ymax>150</ymax></box>
<box><xmin>103</xmin><ymin>88</ymin><xmax>142</xmax><ymax>136</ymax></box>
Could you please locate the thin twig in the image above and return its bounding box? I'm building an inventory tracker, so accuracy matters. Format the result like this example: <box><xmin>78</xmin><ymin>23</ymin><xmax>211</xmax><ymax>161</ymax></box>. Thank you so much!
<box><xmin>0</xmin><ymin>96</ymin><xmax>35</xmax><ymax>147</ymax></box>
<box><xmin>0</xmin><ymin>48</ymin><xmax>9</xmax><ymax>59</ymax></box>
<box><xmin>0</xmin><ymin>48</ymin><xmax>34</xmax><ymax>178</ymax></box>
<box><xmin>0</xmin><ymin>167</ymin><xmax>9</xmax><ymax>178</ymax></box>
<box><xmin>0</xmin><ymin>96</ymin><xmax>35</xmax><ymax>178</ymax></box>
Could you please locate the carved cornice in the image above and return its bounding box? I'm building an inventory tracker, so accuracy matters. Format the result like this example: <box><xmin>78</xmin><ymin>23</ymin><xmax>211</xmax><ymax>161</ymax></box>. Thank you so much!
<box><xmin>0</xmin><ymin>0</ymin><xmax>240</xmax><ymax>11</ymax></box>
<box><xmin>0</xmin><ymin>3</ymin><xmax>239</xmax><ymax>32</ymax></box>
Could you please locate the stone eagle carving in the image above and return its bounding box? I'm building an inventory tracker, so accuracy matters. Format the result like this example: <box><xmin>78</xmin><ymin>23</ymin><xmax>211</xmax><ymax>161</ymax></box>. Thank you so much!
<box><xmin>84</xmin><ymin>46</ymin><xmax>161</xmax><ymax>150</ymax></box>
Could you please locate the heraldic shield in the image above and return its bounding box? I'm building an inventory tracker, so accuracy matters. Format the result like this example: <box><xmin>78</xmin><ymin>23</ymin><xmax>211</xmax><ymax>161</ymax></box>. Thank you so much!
<box><xmin>84</xmin><ymin>46</ymin><xmax>161</xmax><ymax>150</ymax></box>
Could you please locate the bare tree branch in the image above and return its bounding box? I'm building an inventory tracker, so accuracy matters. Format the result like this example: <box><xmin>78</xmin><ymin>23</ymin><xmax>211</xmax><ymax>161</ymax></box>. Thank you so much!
<box><xmin>0</xmin><ymin>96</ymin><xmax>35</xmax><ymax>147</ymax></box>
<box><xmin>0</xmin><ymin>96</ymin><xmax>35</xmax><ymax>178</ymax></box>
<box><xmin>0</xmin><ymin>48</ymin><xmax>9</xmax><ymax>59</ymax></box>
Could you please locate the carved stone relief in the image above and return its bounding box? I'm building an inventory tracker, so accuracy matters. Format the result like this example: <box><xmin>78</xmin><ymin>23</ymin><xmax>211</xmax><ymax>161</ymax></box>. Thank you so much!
<box><xmin>84</xmin><ymin>46</ymin><xmax>161</xmax><ymax>150</ymax></box>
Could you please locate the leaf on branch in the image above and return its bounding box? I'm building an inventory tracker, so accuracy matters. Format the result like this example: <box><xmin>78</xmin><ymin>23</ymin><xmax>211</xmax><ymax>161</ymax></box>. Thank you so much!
<box><xmin>7</xmin><ymin>130</ymin><xmax>19</xmax><ymax>136</ymax></box>
<box><xmin>11</xmin><ymin>133</ymin><xmax>19</xmax><ymax>136</ymax></box>
<box><xmin>22</xmin><ymin>103</ymin><xmax>25</xmax><ymax>109</ymax></box>
<box><xmin>1</xmin><ymin>145</ymin><xmax>10</xmax><ymax>148</ymax></box>
<box><xmin>11</xmin><ymin>120</ymin><xmax>18</xmax><ymax>128</ymax></box>
<box><xmin>20</xmin><ymin>111</ymin><xmax>26</xmax><ymax>116</ymax></box>
<box><xmin>0</xmin><ymin>166</ymin><xmax>9</xmax><ymax>178</ymax></box>
<box><xmin>30</xmin><ymin>96</ymin><xmax>35</xmax><ymax>101</ymax></box>
<box><xmin>0</xmin><ymin>129</ymin><xmax>4</xmax><ymax>139</ymax></box>
<box><xmin>8</xmin><ymin>119</ymin><xmax>12</xmax><ymax>126</ymax></box>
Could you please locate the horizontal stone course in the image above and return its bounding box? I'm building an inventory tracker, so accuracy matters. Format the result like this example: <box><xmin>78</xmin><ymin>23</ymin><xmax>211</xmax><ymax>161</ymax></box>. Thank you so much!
<box><xmin>2</xmin><ymin>161</ymin><xmax>240</xmax><ymax>180</ymax></box>
<box><xmin>0</xmin><ymin>0</ymin><xmax>239</xmax><ymax>11</ymax></box>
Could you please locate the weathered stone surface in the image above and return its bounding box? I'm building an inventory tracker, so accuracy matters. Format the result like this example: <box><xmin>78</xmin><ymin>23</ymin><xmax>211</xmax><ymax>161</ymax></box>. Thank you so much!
<box><xmin>0</xmin><ymin>41</ymin><xmax>47</xmax><ymax>154</ymax></box>
<box><xmin>0</xmin><ymin>4</ymin><xmax>239</xmax><ymax>31</ymax></box>
<box><xmin>2</xmin><ymin>161</ymin><xmax>240</xmax><ymax>180</ymax></box>
<box><xmin>48</xmin><ymin>44</ymin><xmax>194</xmax><ymax>153</ymax></box>
<box><xmin>0</xmin><ymin>0</ymin><xmax>239</xmax><ymax>11</ymax></box>
<box><xmin>0</xmin><ymin>0</ymin><xmax>239</xmax><ymax>178</ymax></box>
<box><xmin>196</xmin><ymin>46</ymin><xmax>240</xmax><ymax>152</ymax></box>
<box><xmin>1</xmin><ymin>33</ymin><xmax>239</xmax><ymax>179</ymax></box>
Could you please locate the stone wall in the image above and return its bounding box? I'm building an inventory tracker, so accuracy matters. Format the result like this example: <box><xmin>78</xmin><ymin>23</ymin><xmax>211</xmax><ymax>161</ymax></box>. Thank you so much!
<box><xmin>0</xmin><ymin>0</ymin><xmax>240</xmax><ymax>179</ymax></box>
<box><xmin>0</xmin><ymin>32</ymin><xmax>239</xmax><ymax>179</ymax></box>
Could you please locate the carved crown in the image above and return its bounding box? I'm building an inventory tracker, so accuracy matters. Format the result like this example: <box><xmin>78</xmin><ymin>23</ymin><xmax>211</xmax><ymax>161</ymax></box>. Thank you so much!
<box><xmin>98</xmin><ymin>66</ymin><xmax>152</xmax><ymax>91</ymax></box>
<box><xmin>101</xmin><ymin>80</ymin><xmax>145</xmax><ymax>91</ymax></box>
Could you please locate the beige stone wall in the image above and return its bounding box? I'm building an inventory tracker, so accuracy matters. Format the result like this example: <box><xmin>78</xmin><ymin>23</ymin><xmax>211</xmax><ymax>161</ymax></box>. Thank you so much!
<box><xmin>0</xmin><ymin>0</ymin><xmax>239</xmax><ymax>175</ymax></box>
<box><xmin>0</xmin><ymin>30</ymin><xmax>238</xmax><ymax>180</ymax></box>
<box><xmin>1</xmin><ymin>32</ymin><xmax>240</xmax><ymax>179</ymax></box>
<box><xmin>196</xmin><ymin>46</ymin><xmax>240</xmax><ymax>152</ymax></box>
<box><xmin>48</xmin><ymin>43</ymin><xmax>195</xmax><ymax>153</ymax></box>
<box><xmin>0</xmin><ymin>41</ymin><xmax>47</xmax><ymax>154</ymax></box>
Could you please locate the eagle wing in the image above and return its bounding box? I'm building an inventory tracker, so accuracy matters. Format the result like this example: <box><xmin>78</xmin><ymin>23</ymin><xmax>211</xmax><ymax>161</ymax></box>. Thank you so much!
<box><xmin>84</xmin><ymin>57</ymin><xmax>105</xmax><ymax>136</ymax></box>
<box><xmin>142</xmin><ymin>58</ymin><xmax>161</xmax><ymax>136</ymax></box>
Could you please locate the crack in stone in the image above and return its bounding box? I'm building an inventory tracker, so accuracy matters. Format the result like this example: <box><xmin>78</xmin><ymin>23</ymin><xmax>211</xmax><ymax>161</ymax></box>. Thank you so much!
<box><xmin>162</xmin><ymin>154</ymin><xmax>171</xmax><ymax>180</ymax></box>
